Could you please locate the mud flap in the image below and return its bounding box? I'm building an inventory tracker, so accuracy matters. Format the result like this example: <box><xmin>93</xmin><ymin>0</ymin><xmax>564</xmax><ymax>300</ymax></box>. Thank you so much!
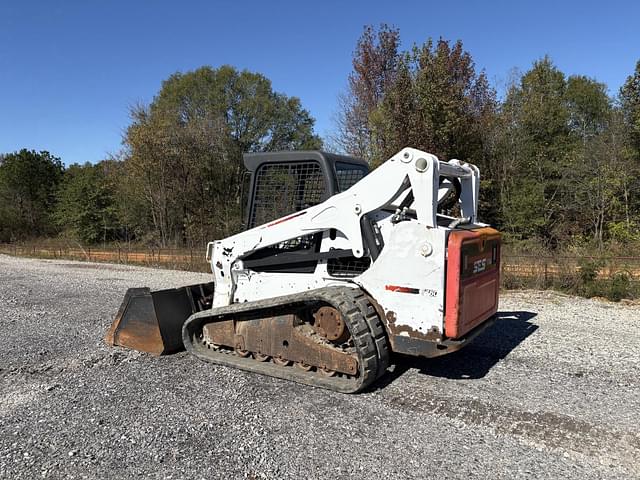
<box><xmin>105</xmin><ymin>283</ymin><xmax>214</xmax><ymax>355</ymax></box>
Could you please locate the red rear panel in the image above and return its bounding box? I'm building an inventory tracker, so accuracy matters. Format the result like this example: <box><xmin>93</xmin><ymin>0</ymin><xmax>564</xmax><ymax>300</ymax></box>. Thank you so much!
<box><xmin>445</xmin><ymin>228</ymin><xmax>501</xmax><ymax>339</ymax></box>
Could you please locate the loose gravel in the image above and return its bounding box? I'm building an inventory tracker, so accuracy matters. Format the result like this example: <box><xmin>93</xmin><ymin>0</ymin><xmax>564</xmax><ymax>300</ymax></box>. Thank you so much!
<box><xmin>0</xmin><ymin>254</ymin><xmax>639</xmax><ymax>479</ymax></box>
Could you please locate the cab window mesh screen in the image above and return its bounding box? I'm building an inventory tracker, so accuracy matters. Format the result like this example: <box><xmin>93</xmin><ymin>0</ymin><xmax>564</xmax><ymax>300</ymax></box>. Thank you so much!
<box><xmin>249</xmin><ymin>161</ymin><xmax>326</xmax><ymax>229</ymax></box>
<box><xmin>327</xmin><ymin>256</ymin><xmax>371</xmax><ymax>277</ymax></box>
<box><xmin>335</xmin><ymin>162</ymin><xmax>367</xmax><ymax>192</ymax></box>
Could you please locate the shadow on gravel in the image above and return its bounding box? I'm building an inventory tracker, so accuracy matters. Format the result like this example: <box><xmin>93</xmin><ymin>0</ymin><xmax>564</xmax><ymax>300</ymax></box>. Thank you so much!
<box><xmin>376</xmin><ymin>311</ymin><xmax>538</xmax><ymax>388</ymax></box>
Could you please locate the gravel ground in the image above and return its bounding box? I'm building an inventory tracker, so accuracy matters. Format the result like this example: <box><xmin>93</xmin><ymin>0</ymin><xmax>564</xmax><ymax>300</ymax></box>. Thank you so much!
<box><xmin>0</xmin><ymin>254</ymin><xmax>639</xmax><ymax>480</ymax></box>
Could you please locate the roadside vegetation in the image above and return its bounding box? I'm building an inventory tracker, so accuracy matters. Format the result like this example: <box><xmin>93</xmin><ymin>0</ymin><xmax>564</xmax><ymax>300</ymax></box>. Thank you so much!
<box><xmin>1</xmin><ymin>26</ymin><xmax>639</xmax><ymax>300</ymax></box>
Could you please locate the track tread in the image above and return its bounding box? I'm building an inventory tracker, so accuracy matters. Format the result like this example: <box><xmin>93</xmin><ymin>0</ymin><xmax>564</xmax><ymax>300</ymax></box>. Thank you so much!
<box><xmin>340</xmin><ymin>288</ymin><xmax>390</xmax><ymax>380</ymax></box>
<box><xmin>182</xmin><ymin>286</ymin><xmax>390</xmax><ymax>393</ymax></box>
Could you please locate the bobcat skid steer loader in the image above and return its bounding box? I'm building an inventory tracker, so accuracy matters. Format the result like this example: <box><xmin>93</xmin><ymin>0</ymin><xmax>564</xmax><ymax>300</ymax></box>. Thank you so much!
<box><xmin>105</xmin><ymin>148</ymin><xmax>501</xmax><ymax>393</ymax></box>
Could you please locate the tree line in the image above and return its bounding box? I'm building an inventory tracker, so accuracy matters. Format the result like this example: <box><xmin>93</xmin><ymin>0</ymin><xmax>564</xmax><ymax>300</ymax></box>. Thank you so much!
<box><xmin>334</xmin><ymin>26</ymin><xmax>640</xmax><ymax>251</ymax></box>
<box><xmin>1</xmin><ymin>25</ymin><xmax>639</xmax><ymax>251</ymax></box>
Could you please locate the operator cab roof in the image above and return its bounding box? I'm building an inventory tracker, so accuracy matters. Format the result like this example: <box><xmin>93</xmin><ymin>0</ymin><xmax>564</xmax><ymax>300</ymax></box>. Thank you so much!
<box><xmin>243</xmin><ymin>150</ymin><xmax>368</xmax><ymax>172</ymax></box>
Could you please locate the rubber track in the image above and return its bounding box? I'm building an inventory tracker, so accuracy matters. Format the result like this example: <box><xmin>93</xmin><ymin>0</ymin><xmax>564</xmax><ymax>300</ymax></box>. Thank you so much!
<box><xmin>182</xmin><ymin>286</ymin><xmax>389</xmax><ymax>393</ymax></box>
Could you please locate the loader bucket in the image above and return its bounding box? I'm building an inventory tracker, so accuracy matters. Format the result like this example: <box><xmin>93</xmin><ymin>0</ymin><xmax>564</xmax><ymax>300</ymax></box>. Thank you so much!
<box><xmin>105</xmin><ymin>282</ymin><xmax>214</xmax><ymax>355</ymax></box>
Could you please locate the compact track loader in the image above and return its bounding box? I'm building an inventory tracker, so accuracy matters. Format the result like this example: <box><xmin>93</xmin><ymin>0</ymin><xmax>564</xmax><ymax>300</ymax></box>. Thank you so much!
<box><xmin>106</xmin><ymin>148</ymin><xmax>501</xmax><ymax>392</ymax></box>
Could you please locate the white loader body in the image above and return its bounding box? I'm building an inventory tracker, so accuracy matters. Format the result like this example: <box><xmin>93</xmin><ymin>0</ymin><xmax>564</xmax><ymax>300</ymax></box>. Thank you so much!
<box><xmin>207</xmin><ymin>148</ymin><xmax>499</xmax><ymax>352</ymax></box>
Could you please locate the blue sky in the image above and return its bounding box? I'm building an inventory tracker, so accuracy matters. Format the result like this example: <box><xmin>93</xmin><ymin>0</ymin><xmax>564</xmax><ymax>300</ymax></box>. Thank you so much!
<box><xmin>1</xmin><ymin>0</ymin><xmax>638</xmax><ymax>165</ymax></box>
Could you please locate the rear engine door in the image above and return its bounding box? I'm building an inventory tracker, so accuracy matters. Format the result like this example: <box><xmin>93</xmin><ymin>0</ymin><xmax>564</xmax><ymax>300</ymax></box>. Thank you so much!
<box><xmin>445</xmin><ymin>228</ymin><xmax>501</xmax><ymax>339</ymax></box>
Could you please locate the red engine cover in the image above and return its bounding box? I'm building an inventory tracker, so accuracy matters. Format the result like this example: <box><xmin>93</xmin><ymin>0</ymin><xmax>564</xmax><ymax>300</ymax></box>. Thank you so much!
<box><xmin>445</xmin><ymin>227</ymin><xmax>501</xmax><ymax>339</ymax></box>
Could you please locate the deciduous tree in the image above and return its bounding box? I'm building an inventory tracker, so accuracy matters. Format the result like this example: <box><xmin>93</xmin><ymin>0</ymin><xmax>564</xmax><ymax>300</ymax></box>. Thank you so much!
<box><xmin>334</xmin><ymin>24</ymin><xmax>400</xmax><ymax>162</ymax></box>
<box><xmin>123</xmin><ymin>65</ymin><xmax>321</xmax><ymax>246</ymax></box>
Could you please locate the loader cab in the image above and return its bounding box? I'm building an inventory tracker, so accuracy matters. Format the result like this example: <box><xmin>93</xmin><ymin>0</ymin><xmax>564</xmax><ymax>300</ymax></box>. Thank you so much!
<box><xmin>242</xmin><ymin>151</ymin><xmax>369</xmax><ymax>230</ymax></box>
